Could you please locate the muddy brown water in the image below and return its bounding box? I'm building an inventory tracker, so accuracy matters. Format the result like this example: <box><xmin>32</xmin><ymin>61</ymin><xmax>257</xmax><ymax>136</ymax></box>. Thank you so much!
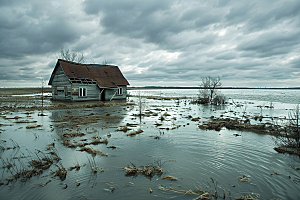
<box><xmin>0</xmin><ymin>89</ymin><xmax>300</xmax><ymax>199</ymax></box>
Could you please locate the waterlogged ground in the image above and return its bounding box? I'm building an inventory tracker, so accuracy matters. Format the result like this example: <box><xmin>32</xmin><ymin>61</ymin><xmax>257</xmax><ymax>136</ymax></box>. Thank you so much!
<box><xmin>0</xmin><ymin>90</ymin><xmax>300</xmax><ymax>200</ymax></box>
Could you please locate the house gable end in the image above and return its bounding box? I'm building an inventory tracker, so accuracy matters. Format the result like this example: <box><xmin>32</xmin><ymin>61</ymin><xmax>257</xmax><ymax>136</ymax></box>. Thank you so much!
<box><xmin>48</xmin><ymin>61</ymin><xmax>70</xmax><ymax>86</ymax></box>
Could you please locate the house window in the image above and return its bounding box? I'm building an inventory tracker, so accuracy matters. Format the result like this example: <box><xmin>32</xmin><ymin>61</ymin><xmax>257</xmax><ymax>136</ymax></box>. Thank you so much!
<box><xmin>79</xmin><ymin>87</ymin><xmax>87</xmax><ymax>97</ymax></box>
<box><xmin>54</xmin><ymin>87</ymin><xmax>58</xmax><ymax>95</ymax></box>
<box><xmin>117</xmin><ymin>87</ymin><xmax>123</xmax><ymax>95</ymax></box>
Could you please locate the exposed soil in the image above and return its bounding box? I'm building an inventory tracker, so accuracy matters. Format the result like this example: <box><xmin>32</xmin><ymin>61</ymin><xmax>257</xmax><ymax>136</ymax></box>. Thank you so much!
<box><xmin>198</xmin><ymin>117</ymin><xmax>273</xmax><ymax>134</ymax></box>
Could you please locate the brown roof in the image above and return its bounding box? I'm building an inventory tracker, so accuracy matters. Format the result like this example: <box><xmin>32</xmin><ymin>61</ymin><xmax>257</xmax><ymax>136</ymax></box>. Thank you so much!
<box><xmin>49</xmin><ymin>59</ymin><xmax>129</xmax><ymax>88</ymax></box>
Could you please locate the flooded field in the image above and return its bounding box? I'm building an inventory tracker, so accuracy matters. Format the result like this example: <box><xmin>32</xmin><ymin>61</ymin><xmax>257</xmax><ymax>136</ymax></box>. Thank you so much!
<box><xmin>0</xmin><ymin>89</ymin><xmax>300</xmax><ymax>199</ymax></box>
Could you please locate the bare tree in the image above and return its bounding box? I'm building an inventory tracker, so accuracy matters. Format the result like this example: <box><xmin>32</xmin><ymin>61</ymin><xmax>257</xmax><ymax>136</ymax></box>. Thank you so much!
<box><xmin>199</xmin><ymin>76</ymin><xmax>223</xmax><ymax>104</ymax></box>
<box><xmin>60</xmin><ymin>48</ymin><xmax>85</xmax><ymax>63</ymax></box>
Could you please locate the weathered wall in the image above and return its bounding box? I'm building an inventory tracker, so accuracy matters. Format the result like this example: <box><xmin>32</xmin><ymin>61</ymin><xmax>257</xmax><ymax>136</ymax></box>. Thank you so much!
<box><xmin>112</xmin><ymin>86</ymin><xmax>127</xmax><ymax>100</ymax></box>
<box><xmin>51</xmin><ymin>65</ymin><xmax>71</xmax><ymax>101</ymax></box>
<box><xmin>71</xmin><ymin>84</ymin><xmax>100</xmax><ymax>101</ymax></box>
<box><xmin>102</xmin><ymin>86</ymin><xmax>127</xmax><ymax>101</ymax></box>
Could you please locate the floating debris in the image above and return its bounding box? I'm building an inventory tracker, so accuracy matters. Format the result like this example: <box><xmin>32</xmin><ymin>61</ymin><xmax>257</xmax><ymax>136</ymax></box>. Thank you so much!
<box><xmin>26</xmin><ymin>124</ymin><xmax>42</xmax><ymax>129</ymax></box>
<box><xmin>62</xmin><ymin>132</ymin><xmax>85</xmax><ymax>138</ymax></box>
<box><xmin>123</xmin><ymin>164</ymin><xmax>163</xmax><ymax>177</ymax></box>
<box><xmin>154</xmin><ymin>121</ymin><xmax>162</xmax><ymax>126</ymax></box>
<box><xmin>105</xmin><ymin>183</ymin><xmax>115</xmax><ymax>192</ymax></box>
<box><xmin>271</xmin><ymin>171</ymin><xmax>280</xmax><ymax>175</ymax></box>
<box><xmin>158</xmin><ymin>185</ymin><xmax>210</xmax><ymax>199</ymax></box>
<box><xmin>191</xmin><ymin>117</ymin><xmax>200</xmax><ymax>122</ymax></box>
<box><xmin>163</xmin><ymin>112</ymin><xmax>171</xmax><ymax>116</ymax></box>
<box><xmin>127</xmin><ymin>129</ymin><xmax>143</xmax><ymax>136</ymax></box>
<box><xmin>237</xmin><ymin>175</ymin><xmax>250</xmax><ymax>182</ymax></box>
<box><xmin>90</xmin><ymin>138</ymin><xmax>108</xmax><ymax>145</ymax></box>
<box><xmin>236</xmin><ymin>194</ymin><xmax>260</xmax><ymax>200</ymax></box>
<box><xmin>53</xmin><ymin>166</ymin><xmax>67</xmax><ymax>181</ymax></box>
<box><xmin>151</xmin><ymin>136</ymin><xmax>161</xmax><ymax>139</ymax></box>
<box><xmin>69</xmin><ymin>164</ymin><xmax>81</xmax><ymax>171</ymax></box>
<box><xmin>15</xmin><ymin>120</ymin><xmax>37</xmax><ymax>123</ymax></box>
<box><xmin>46</xmin><ymin>143</ymin><xmax>56</xmax><ymax>151</ymax></box>
<box><xmin>38</xmin><ymin>179</ymin><xmax>52</xmax><ymax>187</ymax></box>
<box><xmin>116</xmin><ymin>126</ymin><xmax>131</xmax><ymax>132</ymax></box>
<box><xmin>78</xmin><ymin>146</ymin><xmax>108</xmax><ymax>156</ymax></box>
<box><xmin>161</xmin><ymin>175</ymin><xmax>177</xmax><ymax>181</ymax></box>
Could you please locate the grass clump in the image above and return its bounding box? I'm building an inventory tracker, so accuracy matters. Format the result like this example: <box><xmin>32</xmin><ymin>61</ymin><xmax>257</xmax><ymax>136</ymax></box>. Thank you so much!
<box><xmin>123</xmin><ymin>163</ymin><xmax>164</xmax><ymax>178</ymax></box>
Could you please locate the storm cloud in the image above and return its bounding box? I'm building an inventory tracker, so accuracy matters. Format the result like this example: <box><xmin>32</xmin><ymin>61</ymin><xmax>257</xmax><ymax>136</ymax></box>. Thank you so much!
<box><xmin>1</xmin><ymin>0</ymin><xmax>300</xmax><ymax>87</ymax></box>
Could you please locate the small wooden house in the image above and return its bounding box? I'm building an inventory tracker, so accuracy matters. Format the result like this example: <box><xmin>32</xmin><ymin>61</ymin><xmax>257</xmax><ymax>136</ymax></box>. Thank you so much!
<box><xmin>48</xmin><ymin>59</ymin><xmax>129</xmax><ymax>101</ymax></box>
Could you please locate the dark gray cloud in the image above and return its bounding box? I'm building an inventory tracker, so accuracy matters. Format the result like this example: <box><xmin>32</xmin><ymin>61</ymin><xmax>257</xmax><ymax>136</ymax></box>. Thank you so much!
<box><xmin>1</xmin><ymin>0</ymin><xmax>300</xmax><ymax>87</ymax></box>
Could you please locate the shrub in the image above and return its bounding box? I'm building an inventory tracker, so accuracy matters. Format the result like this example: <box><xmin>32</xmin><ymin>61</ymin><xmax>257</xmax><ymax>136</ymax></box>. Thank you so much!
<box><xmin>272</xmin><ymin>105</ymin><xmax>300</xmax><ymax>150</ymax></box>
<box><xmin>211</xmin><ymin>94</ymin><xmax>226</xmax><ymax>105</ymax></box>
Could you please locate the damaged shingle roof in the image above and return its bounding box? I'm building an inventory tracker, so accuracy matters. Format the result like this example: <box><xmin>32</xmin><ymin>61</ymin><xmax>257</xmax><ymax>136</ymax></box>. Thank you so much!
<box><xmin>49</xmin><ymin>59</ymin><xmax>129</xmax><ymax>88</ymax></box>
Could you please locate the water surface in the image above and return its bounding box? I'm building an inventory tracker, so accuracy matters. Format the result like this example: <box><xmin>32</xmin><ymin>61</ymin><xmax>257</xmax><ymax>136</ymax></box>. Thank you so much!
<box><xmin>0</xmin><ymin>89</ymin><xmax>300</xmax><ymax>199</ymax></box>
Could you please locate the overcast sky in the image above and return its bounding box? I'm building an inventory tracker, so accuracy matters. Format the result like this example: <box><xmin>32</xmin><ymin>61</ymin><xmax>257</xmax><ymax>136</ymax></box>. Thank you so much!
<box><xmin>1</xmin><ymin>0</ymin><xmax>300</xmax><ymax>88</ymax></box>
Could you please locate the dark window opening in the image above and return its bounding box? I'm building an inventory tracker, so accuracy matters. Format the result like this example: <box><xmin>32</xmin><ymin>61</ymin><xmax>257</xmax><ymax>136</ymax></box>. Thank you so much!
<box><xmin>79</xmin><ymin>87</ymin><xmax>87</xmax><ymax>97</ymax></box>
<box><xmin>117</xmin><ymin>87</ymin><xmax>123</xmax><ymax>95</ymax></box>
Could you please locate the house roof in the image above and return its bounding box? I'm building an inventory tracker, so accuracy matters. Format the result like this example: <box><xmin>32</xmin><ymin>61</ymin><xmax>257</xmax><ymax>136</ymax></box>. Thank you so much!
<box><xmin>49</xmin><ymin>59</ymin><xmax>129</xmax><ymax>88</ymax></box>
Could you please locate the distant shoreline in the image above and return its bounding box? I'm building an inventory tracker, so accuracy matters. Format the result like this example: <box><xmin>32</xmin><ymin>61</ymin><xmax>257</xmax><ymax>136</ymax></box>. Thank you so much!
<box><xmin>1</xmin><ymin>86</ymin><xmax>300</xmax><ymax>91</ymax></box>
<box><xmin>127</xmin><ymin>86</ymin><xmax>300</xmax><ymax>90</ymax></box>
<box><xmin>1</xmin><ymin>86</ymin><xmax>299</xmax><ymax>96</ymax></box>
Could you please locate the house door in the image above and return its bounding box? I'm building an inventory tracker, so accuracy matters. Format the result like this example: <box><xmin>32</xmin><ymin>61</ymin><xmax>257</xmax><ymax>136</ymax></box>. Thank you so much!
<box><xmin>101</xmin><ymin>89</ymin><xmax>105</xmax><ymax>101</ymax></box>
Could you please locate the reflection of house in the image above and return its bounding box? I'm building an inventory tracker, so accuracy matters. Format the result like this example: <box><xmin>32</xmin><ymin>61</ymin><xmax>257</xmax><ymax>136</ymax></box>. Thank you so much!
<box><xmin>48</xmin><ymin>59</ymin><xmax>129</xmax><ymax>101</ymax></box>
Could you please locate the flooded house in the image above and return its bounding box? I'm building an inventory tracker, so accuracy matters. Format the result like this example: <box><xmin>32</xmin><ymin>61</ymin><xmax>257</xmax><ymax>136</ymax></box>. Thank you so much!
<box><xmin>48</xmin><ymin>59</ymin><xmax>129</xmax><ymax>101</ymax></box>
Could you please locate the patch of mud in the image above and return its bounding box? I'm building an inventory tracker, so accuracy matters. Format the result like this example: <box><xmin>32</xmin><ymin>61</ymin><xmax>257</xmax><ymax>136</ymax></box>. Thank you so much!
<box><xmin>198</xmin><ymin>117</ymin><xmax>272</xmax><ymax>134</ymax></box>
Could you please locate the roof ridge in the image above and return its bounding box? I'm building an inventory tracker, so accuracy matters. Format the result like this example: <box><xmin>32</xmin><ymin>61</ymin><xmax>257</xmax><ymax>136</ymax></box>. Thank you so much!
<box><xmin>58</xmin><ymin>59</ymin><xmax>117</xmax><ymax>67</ymax></box>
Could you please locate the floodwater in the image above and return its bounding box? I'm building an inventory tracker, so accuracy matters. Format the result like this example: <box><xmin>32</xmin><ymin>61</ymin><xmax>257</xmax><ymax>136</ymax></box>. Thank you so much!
<box><xmin>0</xmin><ymin>89</ymin><xmax>300</xmax><ymax>200</ymax></box>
